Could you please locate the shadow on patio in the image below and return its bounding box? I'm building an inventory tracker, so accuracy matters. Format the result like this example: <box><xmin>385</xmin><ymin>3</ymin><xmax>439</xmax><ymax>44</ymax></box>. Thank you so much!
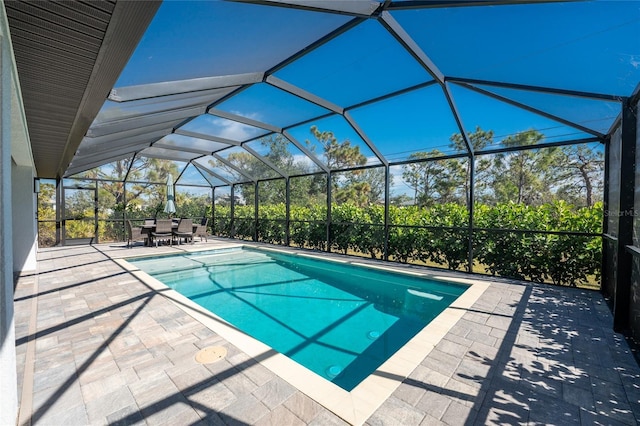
<box><xmin>13</xmin><ymin>243</ymin><xmax>640</xmax><ymax>425</ymax></box>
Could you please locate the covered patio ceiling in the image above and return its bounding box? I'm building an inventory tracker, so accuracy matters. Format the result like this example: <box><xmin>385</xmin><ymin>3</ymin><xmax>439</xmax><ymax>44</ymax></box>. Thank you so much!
<box><xmin>10</xmin><ymin>0</ymin><xmax>640</xmax><ymax>183</ymax></box>
<box><xmin>4</xmin><ymin>0</ymin><xmax>161</xmax><ymax>178</ymax></box>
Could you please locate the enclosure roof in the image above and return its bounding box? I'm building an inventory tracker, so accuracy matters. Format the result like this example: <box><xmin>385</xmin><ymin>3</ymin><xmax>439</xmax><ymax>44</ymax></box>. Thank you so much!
<box><xmin>9</xmin><ymin>0</ymin><xmax>640</xmax><ymax>182</ymax></box>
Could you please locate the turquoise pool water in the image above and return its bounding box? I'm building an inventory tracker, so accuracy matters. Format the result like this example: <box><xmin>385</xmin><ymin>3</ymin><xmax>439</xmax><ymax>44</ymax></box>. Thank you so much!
<box><xmin>129</xmin><ymin>247</ymin><xmax>468</xmax><ymax>391</ymax></box>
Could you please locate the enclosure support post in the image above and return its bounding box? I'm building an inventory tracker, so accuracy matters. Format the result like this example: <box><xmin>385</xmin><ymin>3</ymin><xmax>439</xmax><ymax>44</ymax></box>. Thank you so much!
<box><xmin>601</xmin><ymin>139</ymin><xmax>610</xmax><ymax>300</ymax></box>
<box><xmin>93</xmin><ymin>186</ymin><xmax>98</xmax><ymax>244</ymax></box>
<box><xmin>326</xmin><ymin>171</ymin><xmax>331</xmax><ymax>253</ymax></box>
<box><xmin>211</xmin><ymin>187</ymin><xmax>215</xmax><ymax>238</ymax></box>
<box><xmin>57</xmin><ymin>177</ymin><xmax>63</xmax><ymax>246</ymax></box>
<box><xmin>467</xmin><ymin>154</ymin><xmax>475</xmax><ymax>273</ymax></box>
<box><xmin>230</xmin><ymin>184</ymin><xmax>235</xmax><ymax>239</ymax></box>
<box><xmin>613</xmin><ymin>98</ymin><xmax>637</xmax><ymax>332</ymax></box>
<box><xmin>254</xmin><ymin>181</ymin><xmax>259</xmax><ymax>242</ymax></box>
<box><xmin>384</xmin><ymin>165</ymin><xmax>390</xmax><ymax>261</ymax></box>
<box><xmin>123</xmin><ymin>183</ymin><xmax>128</xmax><ymax>243</ymax></box>
<box><xmin>285</xmin><ymin>178</ymin><xmax>291</xmax><ymax>246</ymax></box>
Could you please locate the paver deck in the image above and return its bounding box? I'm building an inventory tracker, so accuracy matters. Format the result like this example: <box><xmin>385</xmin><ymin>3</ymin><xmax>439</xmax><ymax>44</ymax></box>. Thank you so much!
<box><xmin>13</xmin><ymin>240</ymin><xmax>640</xmax><ymax>425</ymax></box>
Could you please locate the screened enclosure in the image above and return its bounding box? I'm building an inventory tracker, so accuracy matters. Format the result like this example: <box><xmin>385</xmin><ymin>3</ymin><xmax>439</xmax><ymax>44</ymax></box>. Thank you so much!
<box><xmin>34</xmin><ymin>1</ymin><xmax>640</xmax><ymax>337</ymax></box>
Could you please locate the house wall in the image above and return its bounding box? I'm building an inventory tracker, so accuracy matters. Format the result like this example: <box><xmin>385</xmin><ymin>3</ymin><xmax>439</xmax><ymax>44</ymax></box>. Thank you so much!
<box><xmin>0</xmin><ymin>23</ymin><xmax>18</xmax><ymax>426</ymax></box>
<box><xmin>12</xmin><ymin>163</ymin><xmax>37</xmax><ymax>272</ymax></box>
<box><xmin>0</xmin><ymin>0</ymin><xmax>37</xmax><ymax>423</ymax></box>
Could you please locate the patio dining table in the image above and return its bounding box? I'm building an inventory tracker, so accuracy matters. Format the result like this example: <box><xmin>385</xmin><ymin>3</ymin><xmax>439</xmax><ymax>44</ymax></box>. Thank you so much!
<box><xmin>141</xmin><ymin>220</ymin><xmax>197</xmax><ymax>246</ymax></box>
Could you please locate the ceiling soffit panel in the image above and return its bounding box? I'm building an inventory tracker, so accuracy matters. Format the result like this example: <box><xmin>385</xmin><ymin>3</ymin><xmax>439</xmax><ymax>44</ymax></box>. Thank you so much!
<box><xmin>5</xmin><ymin>0</ymin><xmax>162</xmax><ymax>178</ymax></box>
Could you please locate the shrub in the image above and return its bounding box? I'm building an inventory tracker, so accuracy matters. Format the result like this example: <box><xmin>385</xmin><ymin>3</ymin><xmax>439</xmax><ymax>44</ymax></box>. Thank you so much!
<box><xmin>214</xmin><ymin>200</ymin><xmax>602</xmax><ymax>287</ymax></box>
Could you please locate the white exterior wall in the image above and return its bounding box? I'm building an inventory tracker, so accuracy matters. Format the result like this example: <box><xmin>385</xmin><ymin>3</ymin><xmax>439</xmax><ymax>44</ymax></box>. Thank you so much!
<box><xmin>0</xmin><ymin>27</ymin><xmax>18</xmax><ymax>426</ymax></box>
<box><xmin>12</xmin><ymin>163</ymin><xmax>37</xmax><ymax>272</ymax></box>
<box><xmin>1</xmin><ymin>0</ymin><xmax>37</xmax><ymax>424</ymax></box>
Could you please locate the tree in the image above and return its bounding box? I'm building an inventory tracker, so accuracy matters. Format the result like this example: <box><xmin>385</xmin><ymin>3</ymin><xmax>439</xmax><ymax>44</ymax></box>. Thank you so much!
<box><xmin>261</xmin><ymin>133</ymin><xmax>309</xmax><ymax>175</ymax></box>
<box><xmin>334</xmin><ymin>181</ymin><xmax>372</xmax><ymax>206</ymax></box>
<box><xmin>215</xmin><ymin>134</ymin><xmax>330</xmax><ymax>206</ymax></box>
<box><xmin>555</xmin><ymin>144</ymin><xmax>604</xmax><ymax>207</ymax></box>
<box><xmin>390</xmin><ymin>193</ymin><xmax>412</xmax><ymax>205</ymax></box>
<box><xmin>400</xmin><ymin>150</ymin><xmax>468</xmax><ymax>207</ymax></box>
<box><xmin>75</xmin><ymin>157</ymin><xmax>179</xmax><ymax>218</ymax></box>
<box><xmin>449</xmin><ymin>126</ymin><xmax>494</xmax><ymax>206</ymax></box>
<box><xmin>340</xmin><ymin>167</ymin><xmax>386</xmax><ymax>205</ymax></box>
<box><xmin>306</xmin><ymin>126</ymin><xmax>372</xmax><ymax>206</ymax></box>
<box><xmin>491</xmin><ymin>130</ymin><xmax>560</xmax><ymax>205</ymax></box>
<box><xmin>402</xmin><ymin>150</ymin><xmax>446</xmax><ymax>207</ymax></box>
<box><xmin>258</xmin><ymin>134</ymin><xmax>323</xmax><ymax>205</ymax></box>
<box><xmin>307</xmin><ymin>125</ymin><xmax>367</xmax><ymax>170</ymax></box>
<box><xmin>37</xmin><ymin>181</ymin><xmax>57</xmax><ymax>246</ymax></box>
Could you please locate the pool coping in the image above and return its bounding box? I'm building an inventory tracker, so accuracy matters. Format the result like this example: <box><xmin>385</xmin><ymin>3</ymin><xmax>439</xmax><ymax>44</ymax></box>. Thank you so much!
<box><xmin>116</xmin><ymin>243</ymin><xmax>490</xmax><ymax>426</ymax></box>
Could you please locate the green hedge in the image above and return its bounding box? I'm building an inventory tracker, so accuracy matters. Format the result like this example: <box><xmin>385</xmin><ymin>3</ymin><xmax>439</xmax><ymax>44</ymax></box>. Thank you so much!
<box><xmin>213</xmin><ymin>201</ymin><xmax>602</xmax><ymax>287</ymax></box>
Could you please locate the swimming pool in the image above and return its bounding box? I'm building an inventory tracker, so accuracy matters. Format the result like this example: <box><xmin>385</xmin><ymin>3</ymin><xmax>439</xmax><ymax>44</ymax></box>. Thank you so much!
<box><xmin>128</xmin><ymin>246</ymin><xmax>469</xmax><ymax>391</ymax></box>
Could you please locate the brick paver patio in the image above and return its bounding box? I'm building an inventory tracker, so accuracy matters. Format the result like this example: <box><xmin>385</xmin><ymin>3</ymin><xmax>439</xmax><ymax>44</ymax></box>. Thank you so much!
<box><xmin>13</xmin><ymin>240</ymin><xmax>640</xmax><ymax>425</ymax></box>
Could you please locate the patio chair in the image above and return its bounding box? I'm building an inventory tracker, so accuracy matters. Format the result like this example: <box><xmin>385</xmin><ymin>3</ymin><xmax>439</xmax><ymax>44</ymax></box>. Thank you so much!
<box><xmin>194</xmin><ymin>217</ymin><xmax>209</xmax><ymax>242</ymax></box>
<box><xmin>172</xmin><ymin>218</ymin><xmax>193</xmax><ymax>244</ymax></box>
<box><xmin>152</xmin><ymin>219</ymin><xmax>173</xmax><ymax>247</ymax></box>
<box><xmin>126</xmin><ymin>220</ymin><xmax>146</xmax><ymax>248</ymax></box>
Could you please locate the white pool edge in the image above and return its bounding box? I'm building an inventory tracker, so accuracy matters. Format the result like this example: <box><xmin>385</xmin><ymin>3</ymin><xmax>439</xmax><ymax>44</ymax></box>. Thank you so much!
<box><xmin>116</xmin><ymin>245</ymin><xmax>490</xmax><ymax>425</ymax></box>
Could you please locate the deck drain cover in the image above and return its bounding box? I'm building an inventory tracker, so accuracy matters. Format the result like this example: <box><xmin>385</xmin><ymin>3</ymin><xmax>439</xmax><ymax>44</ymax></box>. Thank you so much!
<box><xmin>195</xmin><ymin>346</ymin><xmax>227</xmax><ymax>364</ymax></box>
